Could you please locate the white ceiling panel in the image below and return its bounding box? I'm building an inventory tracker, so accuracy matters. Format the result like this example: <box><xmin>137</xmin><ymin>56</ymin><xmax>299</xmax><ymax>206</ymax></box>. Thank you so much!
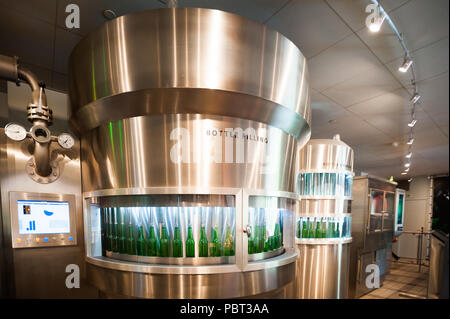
<box><xmin>308</xmin><ymin>34</ymin><xmax>382</xmax><ymax>91</ymax></box>
<box><xmin>416</xmin><ymin>72</ymin><xmax>449</xmax><ymax>116</ymax></box>
<box><xmin>321</xmin><ymin>64</ymin><xmax>402</xmax><ymax>107</ymax></box>
<box><xmin>56</xmin><ymin>0</ymin><xmax>165</xmax><ymax>36</ymax></box>
<box><xmin>265</xmin><ymin>0</ymin><xmax>353</xmax><ymax>58</ymax></box>
<box><xmin>347</xmin><ymin>87</ymin><xmax>411</xmax><ymax>117</ymax></box>
<box><xmin>310</xmin><ymin>92</ymin><xmax>348</xmax><ymax>126</ymax></box>
<box><xmin>357</xmin><ymin>22</ymin><xmax>407</xmax><ymax>64</ymax></box>
<box><xmin>0</xmin><ymin>0</ymin><xmax>56</xmax><ymax>24</ymax></box>
<box><xmin>385</xmin><ymin>37</ymin><xmax>449</xmax><ymax>86</ymax></box>
<box><xmin>0</xmin><ymin>7</ymin><xmax>55</xmax><ymax>69</ymax></box>
<box><xmin>388</xmin><ymin>0</ymin><xmax>449</xmax><ymax>52</ymax></box>
<box><xmin>176</xmin><ymin>0</ymin><xmax>290</xmax><ymax>23</ymax></box>
<box><xmin>324</xmin><ymin>0</ymin><xmax>367</xmax><ymax>32</ymax></box>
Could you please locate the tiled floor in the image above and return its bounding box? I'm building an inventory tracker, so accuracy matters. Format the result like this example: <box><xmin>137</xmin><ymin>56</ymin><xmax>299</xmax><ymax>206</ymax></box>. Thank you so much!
<box><xmin>360</xmin><ymin>258</ymin><xmax>429</xmax><ymax>299</ymax></box>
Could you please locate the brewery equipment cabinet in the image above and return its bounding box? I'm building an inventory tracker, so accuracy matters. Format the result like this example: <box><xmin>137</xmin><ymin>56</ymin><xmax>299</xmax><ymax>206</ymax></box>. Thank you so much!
<box><xmin>349</xmin><ymin>175</ymin><xmax>397</xmax><ymax>298</ymax></box>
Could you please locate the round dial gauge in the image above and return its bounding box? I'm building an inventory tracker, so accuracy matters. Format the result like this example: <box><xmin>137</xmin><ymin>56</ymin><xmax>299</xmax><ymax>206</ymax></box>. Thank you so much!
<box><xmin>58</xmin><ymin>133</ymin><xmax>75</xmax><ymax>149</ymax></box>
<box><xmin>5</xmin><ymin>123</ymin><xmax>27</xmax><ymax>141</ymax></box>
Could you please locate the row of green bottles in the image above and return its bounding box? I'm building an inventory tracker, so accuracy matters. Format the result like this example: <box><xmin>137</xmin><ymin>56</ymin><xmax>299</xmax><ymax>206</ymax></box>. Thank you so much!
<box><xmin>248</xmin><ymin>223</ymin><xmax>282</xmax><ymax>254</ymax></box>
<box><xmin>296</xmin><ymin>218</ymin><xmax>340</xmax><ymax>239</ymax></box>
<box><xmin>198</xmin><ymin>225</ymin><xmax>235</xmax><ymax>257</ymax></box>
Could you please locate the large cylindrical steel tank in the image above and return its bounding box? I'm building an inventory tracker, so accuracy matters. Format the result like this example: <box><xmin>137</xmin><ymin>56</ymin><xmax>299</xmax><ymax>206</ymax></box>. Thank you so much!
<box><xmin>68</xmin><ymin>8</ymin><xmax>311</xmax><ymax>298</ymax></box>
<box><xmin>293</xmin><ymin>135</ymin><xmax>354</xmax><ymax>298</ymax></box>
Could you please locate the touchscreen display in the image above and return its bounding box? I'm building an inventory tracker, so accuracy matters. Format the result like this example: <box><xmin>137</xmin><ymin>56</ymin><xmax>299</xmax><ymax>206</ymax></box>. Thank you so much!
<box><xmin>17</xmin><ymin>200</ymin><xmax>70</xmax><ymax>235</ymax></box>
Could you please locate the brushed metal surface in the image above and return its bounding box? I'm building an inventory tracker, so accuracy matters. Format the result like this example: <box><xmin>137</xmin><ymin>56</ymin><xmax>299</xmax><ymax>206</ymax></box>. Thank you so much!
<box><xmin>297</xmin><ymin>137</ymin><xmax>354</xmax><ymax>173</ymax></box>
<box><xmin>349</xmin><ymin>175</ymin><xmax>396</xmax><ymax>298</ymax></box>
<box><xmin>295</xmin><ymin>243</ymin><xmax>350</xmax><ymax>299</ymax></box>
<box><xmin>0</xmin><ymin>129</ymin><xmax>98</xmax><ymax>298</ymax></box>
<box><xmin>87</xmin><ymin>258</ymin><xmax>296</xmax><ymax>298</ymax></box>
<box><xmin>81</xmin><ymin>114</ymin><xmax>298</xmax><ymax>193</ymax></box>
<box><xmin>68</xmin><ymin>8</ymin><xmax>311</xmax><ymax>143</ymax></box>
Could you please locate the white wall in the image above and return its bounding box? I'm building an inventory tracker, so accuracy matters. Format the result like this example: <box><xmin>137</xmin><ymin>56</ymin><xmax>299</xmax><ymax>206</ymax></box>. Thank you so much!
<box><xmin>393</xmin><ymin>176</ymin><xmax>432</xmax><ymax>260</ymax></box>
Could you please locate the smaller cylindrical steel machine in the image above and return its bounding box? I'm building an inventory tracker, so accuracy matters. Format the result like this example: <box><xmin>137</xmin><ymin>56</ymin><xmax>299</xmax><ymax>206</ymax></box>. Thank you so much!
<box><xmin>293</xmin><ymin>135</ymin><xmax>354</xmax><ymax>299</ymax></box>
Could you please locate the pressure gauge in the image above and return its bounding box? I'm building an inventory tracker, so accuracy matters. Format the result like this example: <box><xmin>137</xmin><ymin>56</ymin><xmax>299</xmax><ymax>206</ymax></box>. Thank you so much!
<box><xmin>58</xmin><ymin>133</ymin><xmax>75</xmax><ymax>149</ymax></box>
<box><xmin>4</xmin><ymin>123</ymin><xmax>27</xmax><ymax>141</ymax></box>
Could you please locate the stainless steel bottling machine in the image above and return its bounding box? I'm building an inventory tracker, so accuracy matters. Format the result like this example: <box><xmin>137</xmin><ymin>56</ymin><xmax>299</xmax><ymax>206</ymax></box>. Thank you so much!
<box><xmin>293</xmin><ymin>135</ymin><xmax>354</xmax><ymax>298</ymax></box>
<box><xmin>68</xmin><ymin>8</ymin><xmax>311</xmax><ymax>298</ymax></box>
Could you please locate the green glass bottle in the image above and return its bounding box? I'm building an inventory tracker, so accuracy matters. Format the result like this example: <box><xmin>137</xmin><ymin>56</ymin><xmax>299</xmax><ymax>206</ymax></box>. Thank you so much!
<box><xmin>147</xmin><ymin>225</ymin><xmax>157</xmax><ymax>256</ymax></box>
<box><xmin>136</xmin><ymin>225</ymin><xmax>146</xmax><ymax>256</ymax></box>
<box><xmin>301</xmin><ymin>220</ymin><xmax>308</xmax><ymax>239</ymax></box>
<box><xmin>103</xmin><ymin>209</ymin><xmax>110</xmax><ymax>251</ymax></box>
<box><xmin>111</xmin><ymin>209</ymin><xmax>119</xmax><ymax>253</ymax></box>
<box><xmin>315</xmin><ymin>221</ymin><xmax>322</xmax><ymax>238</ymax></box>
<box><xmin>263</xmin><ymin>226</ymin><xmax>269</xmax><ymax>252</ymax></box>
<box><xmin>274</xmin><ymin>223</ymin><xmax>281</xmax><ymax>248</ymax></box>
<box><xmin>307</xmin><ymin>218</ymin><xmax>314</xmax><ymax>239</ymax></box>
<box><xmin>321</xmin><ymin>221</ymin><xmax>327</xmax><ymax>238</ymax></box>
<box><xmin>127</xmin><ymin>223</ymin><xmax>136</xmax><ymax>255</ymax></box>
<box><xmin>254</xmin><ymin>225</ymin><xmax>261</xmax><ymax>253</ymax></box>
<box><xmin>223</xmin><ymin>226</ymin><xmax>234</xmax><ymax>256</ymax></box>
<box><xmin>173</xmin><ymin>226</ymin><xmax>183</xmax><ymax>257</ymax></box>
<box><xmin>118</xmin><ymin>211</ymin><xmax>127</xmax><ymax>254</ymax></box>
<box><xmin>248</xmin><ymin>228</ymin><xmax>255</xmax><ymax>254</ymax></box>
<box><xmin>159</xmin><ymin>224</ymin><xmax>169</xmax><ymax>257</ymax></box>
<box><xmin>209</xmin><ymin>227</ymin><xmax>221</xmax><ymax>257</ymax></box>
<box><xmin>199</xmin><ymin>225</ymin><xmax>208</xmax><ymax>257</ymax></box>
<box><xmin>296</xmin><ymin>220</ymin><xmax>301</xmax><ymax>238</ymax></box>
<box><xmin>185</xmin><ymin>225</ymin><xmax>195</xmax><ymax>257</ymax></box>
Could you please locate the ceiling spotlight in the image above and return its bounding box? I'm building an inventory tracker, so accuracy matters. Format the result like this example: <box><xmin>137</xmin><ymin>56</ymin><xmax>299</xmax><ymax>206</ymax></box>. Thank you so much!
<box><xmin>368</xmin><ymin>14</ymin><xmax>386</xmax><ymax>32</ymax></box>
<box><xmin>411</xmin><ymin>93</ymin><xmax>421</xmax><ymax>104</ymax></box>
<box><xmin>407</xmin><ymin>138</ymin><xmax>414</xmax><ymax>145</ymax></box>
<box><xmin>399</xmin><ymin>57</ymin><xmax>413</xmax><ymax>72</ymax></box>
<box><xmin>408</xmin><ymin>119</ymin><xmax>417</xmax><ymax>127</ymax></box>
<box><xmin>408</xmin><ymin>178</ymin><xmax>413</xmax><ymax>182</ymax></box>
<box><xmin>404</xmin><ymin>167</ymin><xmax>410</xmax><ymax>172</ymax></box>
<box><xmin>401</xmin><ymin>172</ymin><xmax>407</xmax><ymax>175</ymax></box>
<box><xmin>405</xmin><ymin>152</ymin><xmax>412</xmax><ymax>158</ymax></box>
<box><xmin>102</xmin><ymin>9</ymin><xmax>117</xmax><ymax>20</ymax></box>
<box><xmin>404</xmin><ymin>162</ymin><xmax>410</xmax><ymax>168</ymax></box>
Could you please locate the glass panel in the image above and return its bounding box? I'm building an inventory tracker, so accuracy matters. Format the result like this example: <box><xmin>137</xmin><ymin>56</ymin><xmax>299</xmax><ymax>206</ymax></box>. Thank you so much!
<box><xmin>295</xmin><ymin>216</ymin><xmax>351</xmax><ymax>239</ymax></box>
<box><xmin>89</xmin><ymin>195</ymin><xmax>236</xmax><ymax>263</ymax></box>
<box><xmin>369</xmin><ymin>214</ymin><xmax>382</xmax><ymax>232</ymax></box>
<box><xmin>298</xmin><ymin>173</ymin><xmax>353</xmax><ymax>197</ymax></box>
<box><xmin>383</xmin><ymin>214</ymin><xmax>394</xmax><ymax>231</ymax></box>
<box><xmin>248</xmin><ymin>197</ymin><xmax>294</xmax><ymax>257</ymax></box>
<box><xmin>385</xmin><ymin>192</ymin><xmax>395</xmax><ymax>214</ymax></box>
<box><xmin>370</xmin><ymin>190</ymin><xmax>384</xmax><ymax>214</ymax></box>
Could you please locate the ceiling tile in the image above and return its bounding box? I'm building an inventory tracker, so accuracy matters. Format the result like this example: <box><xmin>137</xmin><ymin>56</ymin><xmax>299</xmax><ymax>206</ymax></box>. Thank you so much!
<box><xmin>308</xmin><ymin>34</ymin><xmax>382</xmax><ymax>91</ymax></box>
<box><xmin>53</xmin><ymin>28</ymin><xmax>83</xmax><ymax>74</ymax></box>
<box><xmin>0</xmin><ymin>8</ymin><xmax>55</xmax><ymax>69</ymax></box>
<box><xmin>416</xmin><ymin>72</ymin><xmax>449</xmax><ymax>116</ymax></box>
<box><xmin>324</xmin><ymin>0</ymin><xmax>367</xmax><ymax>32</ymax></box>
<box><xmin>388</xmin><ymin>0</ymin><xmax>449</xmax><ymax>52</ymax></box>
<box><xmin>346</xmin><ymin>87</ymin><xmax>411</xmax><ymax>117</ymax></box>
<box><xmin>321</xmin><ymin>64</ymin><xmax>402</xmax><ymax>107</ymax></box>
<box><xmin>385</xmin><ymin>37</ymin><xmax>449</xmax><ymax>86</ymax></box>
<box><xmin>0</xmin><ymin>0</ymin><xmax>57</xmax><ymax>24</ymax></box>
<box><xmin>266</xmin><ymin>0</ymin><xmax>353</xmax><ymax>58</ymax></box>
<box><xmin>356</xmin><ymin>22</ymin><xmax>406</xmax><ymax>64</ymax></box>
<box><xmin>176</xmin><ymin>0</ymin><xmax>290</xmax><ymax>23</ymax></box>
<box><xmin>310</xmin><ymin>92</ymin><xmax>348</xmax><ymax>126</ymax></box>
<box><xmin>56</xmin><ymin>0</ymin><xmax>165</xmax><ymax>36</ymax></box>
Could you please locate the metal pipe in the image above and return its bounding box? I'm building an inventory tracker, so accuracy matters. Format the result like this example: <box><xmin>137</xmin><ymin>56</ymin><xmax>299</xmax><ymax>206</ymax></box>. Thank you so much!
<box><xmin>0</xmin><ymin>54</ymin><xmax>52</xmax><ymax>177</ymax></box>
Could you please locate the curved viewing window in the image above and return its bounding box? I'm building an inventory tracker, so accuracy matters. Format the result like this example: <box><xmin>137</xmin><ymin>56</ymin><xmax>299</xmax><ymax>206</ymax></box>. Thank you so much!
<box><xmin>86</xmin><ymin>195</ymin><xmax>236</xmax><ymax>265</ymax></box>
<box><xmin>295</xmin><ymin>216</ymin><xmax>351</xmax><ymax>239</ymax></box>
<box><xmin>298</xmin><ymin>173</ymin><xmax>353</xmax><ymax>197</ymax></box>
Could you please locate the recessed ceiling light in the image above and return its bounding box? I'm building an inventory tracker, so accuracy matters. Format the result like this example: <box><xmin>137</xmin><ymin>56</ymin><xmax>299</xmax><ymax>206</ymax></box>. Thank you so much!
<box><xmin>392</xmin><ymin>141</ymin><xmax>399</xmax><ymax>147</ymax></box>
<box><xmin>401</xmin><ymin>172</ymin><xmax>407</xmax><ymax>175</ymax></box>
<box><xmin>102</xmin><ymin>9</ymin><xmax>117</xmax><ymax>20</ymax></box>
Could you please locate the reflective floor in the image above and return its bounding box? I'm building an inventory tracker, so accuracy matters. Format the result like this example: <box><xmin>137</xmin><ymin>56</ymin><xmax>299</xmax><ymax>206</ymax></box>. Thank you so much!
<box><xmin>360</xmin><ymin>258</ymin><xmax>429</xmax><ymax>299</ymax></box>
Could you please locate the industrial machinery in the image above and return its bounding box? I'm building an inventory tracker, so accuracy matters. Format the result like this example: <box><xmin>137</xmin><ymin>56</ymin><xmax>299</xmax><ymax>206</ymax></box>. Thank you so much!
<box><xmin>0</xmin><ymin>55</ymin><xmax>95</xmax><ymax>298</ymax></box>
<box><xmin>293</xmin><ymin>135</ymin><xmax>354</xmax><ymax>299</ymax></box>
<box><xmin>68</xmin><ymin>8</ymin><xmax>311</xmax><ymax>298</ymax></box>
<box><xmin>349</xmin><ymin>175</ymin><xmax>397</xmax><ymax>298</ymax></box>
<box><xmin>394</xmin><ymin>188</ymin><xmax>406</xmax><ymax>236</ymax></box>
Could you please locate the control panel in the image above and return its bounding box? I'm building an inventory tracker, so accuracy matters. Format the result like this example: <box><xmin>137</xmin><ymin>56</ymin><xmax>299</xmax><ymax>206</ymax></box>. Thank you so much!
<box><xmin>10</xmin><ymin>192</ymin><xmax>77</xmax><ymax>248</ymax></box>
